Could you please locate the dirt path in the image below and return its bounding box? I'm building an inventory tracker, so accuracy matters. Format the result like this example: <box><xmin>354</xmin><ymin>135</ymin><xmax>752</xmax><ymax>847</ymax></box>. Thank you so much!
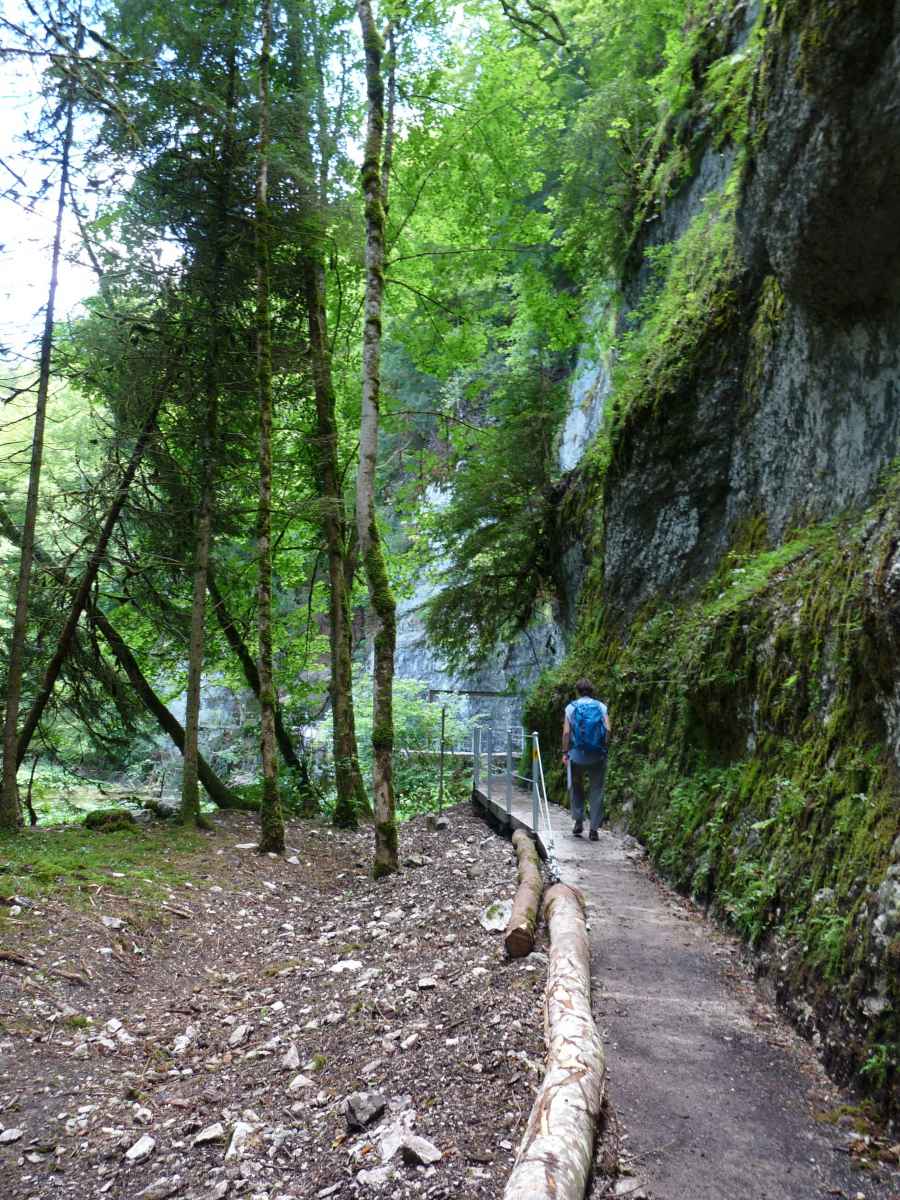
<box><xmin>0</xmin><ymin>807</ymin><xmax>551</xmax><ymax>1200</ymax></box>
<box><xmin>479</xmin><ymin>785</ymin><xmax>899</xmax><ymax>1200</ymax></box>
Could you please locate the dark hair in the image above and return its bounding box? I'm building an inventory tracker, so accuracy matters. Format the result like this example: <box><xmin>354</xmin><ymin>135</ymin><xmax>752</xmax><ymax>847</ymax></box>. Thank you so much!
<box><xmin>575</xmin><ymin>678</ymin><xmax>595</xmax><ymax>697</ymax></box>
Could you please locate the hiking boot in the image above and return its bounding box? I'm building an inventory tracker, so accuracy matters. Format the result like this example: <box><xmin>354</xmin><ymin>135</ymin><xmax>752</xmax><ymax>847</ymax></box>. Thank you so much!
<box><xmin>572</xmin><ymin>822</ymin><xmax>583</xmax><ymax>837</ymax></box>
<box><xmin>589</xmin><ymin>829</ymin><xmax>599</xmax><ymax>841</ymax></box>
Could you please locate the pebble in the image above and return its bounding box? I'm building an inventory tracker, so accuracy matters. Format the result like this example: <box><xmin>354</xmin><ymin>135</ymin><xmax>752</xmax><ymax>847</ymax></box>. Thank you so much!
<box><xmin>101</xmin><ymin>916</ymin><xmax>124</xmax><ymax>930</ymax></box>
<box><xmin>134</xmin><ymin>1178</ymin><xmax>180</xmax><ymax>1199</ymax></box>
<box><xmin>343</xmin><ymin>1091</ymin><xmax>387</xmax><ymax>1131</ymax></box>
<box><xmin>228</xmin><ymin>1024</ymin><xmax>251</xmax><ymax>1048</ymax></box>
<box><xmin>0</xmin><ymin>1128</ymin><xmax>24</xmax><ymax>1144</ymax></box>
<box><xmin>281</xmin><ymin>1043</ymin><xmax>300</xmax><ymax>1071</ymax></box>
<box><xmin>287</xmin><ymin>1074</ymin><xmax>314</xmax><ymax>1093</ymax></box>
<box><xmin>125</xmin><ymin>1134</ymin><xmax>156</xmax><ymax>1162</ymax></box>
<box><xmin>193</xmin><ymin>1123</ymin><xmax>226</xmax><ymax>1146</ymax></box>
<box><xmin>225</xmin><ymin>1120</ymin><xmax>258</xmax><ymax>1160</ymax></box>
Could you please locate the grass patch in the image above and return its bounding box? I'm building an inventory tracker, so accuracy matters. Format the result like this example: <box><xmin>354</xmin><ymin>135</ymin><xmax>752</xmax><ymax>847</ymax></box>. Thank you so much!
<box><xmin>0</xmin><ymin>822</ymin><xmax>205</xmax><ymax>907</ymax></box>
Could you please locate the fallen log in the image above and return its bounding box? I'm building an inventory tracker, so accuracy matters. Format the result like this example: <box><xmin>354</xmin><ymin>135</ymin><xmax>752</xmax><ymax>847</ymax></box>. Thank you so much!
<box><xmin>504</xmin><ymin>829</ymin><xmax>542</xmax><ymax>958</ymax></box>
<box><xmin>503</xmin><ymin>883</ymin><xmax>606</xmax><ymax>1200</ymax></box>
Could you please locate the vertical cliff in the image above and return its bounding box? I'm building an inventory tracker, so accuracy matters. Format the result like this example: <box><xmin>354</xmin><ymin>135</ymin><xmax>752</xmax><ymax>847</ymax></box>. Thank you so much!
<box><xmin>527</xmin><ymin>0</ymin><xmax>900</xmax><ymax>1112</ymax></box>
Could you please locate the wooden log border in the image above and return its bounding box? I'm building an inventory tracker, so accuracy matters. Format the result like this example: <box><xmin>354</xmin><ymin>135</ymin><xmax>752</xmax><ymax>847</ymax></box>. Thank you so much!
<box><xmin>503</xmin><ymin>882</ymin><xmax>606</xmax><ymax>1200</ymax></box>
<box><xmin>505</xmin><ymin>828</ymin><xmax>543</xmax><ymax>958</ymax></box>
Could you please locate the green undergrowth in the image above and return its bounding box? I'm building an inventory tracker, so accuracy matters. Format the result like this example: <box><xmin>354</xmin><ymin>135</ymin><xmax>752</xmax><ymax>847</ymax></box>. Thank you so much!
<box><xmin>526</xmin><ymin>472</ymin><xmax>900</xmax><ymax>1113</ymax></box>
<box><xmin>0</xmin><ymin>822</ymin><xmax>204</xmax><ymax>909</ymax></box>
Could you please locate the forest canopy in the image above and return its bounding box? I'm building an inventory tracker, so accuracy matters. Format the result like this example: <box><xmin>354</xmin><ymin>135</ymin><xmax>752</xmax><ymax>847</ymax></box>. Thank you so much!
<box><xmin>0</xmin><ymin>0</ymin><xmax>702</xmax><ymax>866</ymax></box>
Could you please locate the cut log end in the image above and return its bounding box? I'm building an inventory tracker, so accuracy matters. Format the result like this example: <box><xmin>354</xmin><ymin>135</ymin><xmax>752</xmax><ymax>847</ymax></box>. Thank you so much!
<box><xmin>505</xmin><ymin>829</ymin><xmax>543</xmax><ymax>959</ymax></box>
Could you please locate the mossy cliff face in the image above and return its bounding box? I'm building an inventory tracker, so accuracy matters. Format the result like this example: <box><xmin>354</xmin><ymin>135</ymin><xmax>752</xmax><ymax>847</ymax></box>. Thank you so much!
<box><xmin>530</xmin><ymin>2</ymin><xmax>900</xmax><ymax>1113</ymax></box>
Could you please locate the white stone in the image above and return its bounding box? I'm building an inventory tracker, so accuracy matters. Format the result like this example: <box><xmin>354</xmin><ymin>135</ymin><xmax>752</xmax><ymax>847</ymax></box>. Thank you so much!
<box><xmin>125</xmin><ymin>1134</ymin><xmax>156</xmax><ymax>1162</ymax></box>
<box><xmin>479</xmin><ymin>899</ymin><xmax>512</xmax><ymax>932</ymax></box>
<box><xmin>101</xmin><ymin>916</ymin><xmax>124</xmax><ymax>930</ymax></box>
<box><xmin>192</xmin><ymin>1123</ymin><xmax>225</xmax><ymax>1146</ymax></box>
<box><xmin>281</xmin><ymin>1044</ymin><xmax>300</xmax><ymax>1071</ymax></box>
<box><xmin>329</xmin><ymin>959</ymin><xmax>363</xmax><ymax>974</ymax></box>
<box><xmin>0</xmin><ymin>1128</ymin><xmax>23</xmax><ymax>1144</ymax></box>
<box><xmin>287</xmin><ymin>1074</ymin><xmax>314</xmax><ymax>1093</ymax></box>
<box><xmin>228</xmin><ymin>1024</ymin><xmax>251</xmax><ymax>1048</ymax></box>
<box><xmin>135</xmin><ymin>1179</ymin><xmax>180</xmax><ymax>1200</ymax></box>
<box><xmin>225</xmin><ymin>1121</ymin><xmax>258</xmax><ymax>1160</ymax></box>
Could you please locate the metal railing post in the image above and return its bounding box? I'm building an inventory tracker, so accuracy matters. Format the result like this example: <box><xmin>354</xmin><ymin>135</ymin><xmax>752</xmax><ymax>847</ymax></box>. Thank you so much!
<box><xmin>437</xmin><ymin>705</ymin><xmax>446</xmax><ymax>815</ymax></box>
<box><xmin>473</xmin><ymin>726</ymin><xmax>481</xmax><ymax>791</ymax></box>
<box><xmin>531</xmin><ymin>731</ymin><xmax>540</xmax><ymax>832</ymax></box>
<box><xmin>486</xmin><ymin>728</ymin><xmax>493</xmax><ymax>801</ymax></box>
<box><xmin>506</xmin><ymin>729</ymin><xmax>513</xmax><ymax>814</ymax></box>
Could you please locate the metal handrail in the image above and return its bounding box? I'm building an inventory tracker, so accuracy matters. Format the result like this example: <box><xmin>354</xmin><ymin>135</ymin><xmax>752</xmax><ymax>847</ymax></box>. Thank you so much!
<box><xmin>531</xmin><ymin>732</ymin><xmax>561</xmax><ymax>882</ymax></box>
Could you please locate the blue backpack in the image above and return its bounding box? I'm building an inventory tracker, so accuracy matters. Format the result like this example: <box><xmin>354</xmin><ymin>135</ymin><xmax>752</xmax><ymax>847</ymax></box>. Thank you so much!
<box><xmin>570</xmin><ymin>698</ymin><xmax>608</xmax><ymax>756</ymax></box>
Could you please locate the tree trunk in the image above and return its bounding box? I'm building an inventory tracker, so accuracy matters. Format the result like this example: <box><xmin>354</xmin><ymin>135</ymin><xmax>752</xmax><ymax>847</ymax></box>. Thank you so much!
<box><xmin>0</xmin><ymin>48</ymin><xmax>78</xmax><ymax>831</ymax></box>
<box><xmin>303</xmin><ymin>254</ymin><xmax>365</xmax><ymax>829</ymax></box>
<box><xmin>254</xmin><ymin>0</ymin><xmax>284</xmax><ymax>855</ymax></box>
<box><xmin>503</xmin><ymin>883</ymin><xmax>606</xmax><ymax>1200</ymax></box>
<box><xmin>180</xmin><ymin>469</ymin><xmax>214</xmax><ymax>828</ymax></box>
<box><xmin>180</xmin><ymin>6</ymin><xmax>241</xmax><ymax>829</ymax></box>
<box><xmin>15</xmin><ymin>393</ymin><xmax>164</xmax><ymax>766</ymax></box>
<box><xmin>288</xmin><ymin>0</ymin><xmax>367</xmax><ymax>828</ymax></box>
<box><xmin>96</xmin><ymin>610</ymin><xmax>252</xmax><ymax>811</ymax></box>
<box><xmin>0</xmin><ymin>501</ymin><xmax>247</xmax><ymax>811</ymax></box>
<box><xmin>505</xmin><ymin>829</ymin><xmax>543</xmax><ymax>958</ymax></box>
<box><xmin>356</xmin><ymin>0</ymin><xmax>398</xmax><ymax>879</ymax></box>
<box><xmin>207</xmin><ymin>571</ymin><xmax>316</xmax><ymax>804</ymax></box>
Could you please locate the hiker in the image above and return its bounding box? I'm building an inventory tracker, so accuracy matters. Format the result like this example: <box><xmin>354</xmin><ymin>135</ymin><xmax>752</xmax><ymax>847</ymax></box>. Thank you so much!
<box><xmin>561</xmin><ymin>678</ymin><xmax>610</xmax><ymax>841</ymax></box>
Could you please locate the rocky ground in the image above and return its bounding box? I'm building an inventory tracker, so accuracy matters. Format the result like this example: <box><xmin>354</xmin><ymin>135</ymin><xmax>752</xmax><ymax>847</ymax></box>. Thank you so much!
<box><xmin>0</xmin><ymin>804</ymin><xmax>571</xmax><ymax>1200</ymax></box>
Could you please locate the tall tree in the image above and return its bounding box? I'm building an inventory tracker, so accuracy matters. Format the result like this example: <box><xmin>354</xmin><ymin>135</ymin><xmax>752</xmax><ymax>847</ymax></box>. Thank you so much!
<box><xmin>254</xmin><ymin>0</ymin><xmax>284</xmax><ymax>853</ymax></box>
<box><xmin>286</xmin><ymin>0</ymin><xmax>368</xmax><ymax>827</ymax></box>
<box><xmin>356</xmin><ymin>0</ymin><xmax>398</xmax><ymax>878</ymax></box>
<box><xmin>178</xmin><ymin>2</ymin><xmax>245</xmax><ymax>830</ymax></box>
<box><xmin>1</xmin><ymin>18</ymin><xmax>81</xmax><ymax>831</ymax></box>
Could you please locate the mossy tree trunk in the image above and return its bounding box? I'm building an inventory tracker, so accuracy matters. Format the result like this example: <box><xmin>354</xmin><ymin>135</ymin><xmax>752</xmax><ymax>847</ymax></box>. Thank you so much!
<box><xmin>0</xmin><ymin>43</ymin><xmax>78</xmax><ymax>832</ymax></box>
<box><xmin>180</xmin><ymin>457</ymin><xmax>215</xmax><ymax>830</ymax></box>
<box><xmin>304</xmin><ymin>253</ymin><xmax>365</xmax><ymax>829</ymax></box>
<box><xmin>355</xmin><ymin>0</ymin><xmax>398</xmax><ymax>879</ymax></box>
<box><xmin>254</xmin><ymin>0</ymin><xmax>284</xmax><ymax>855</ymax></box>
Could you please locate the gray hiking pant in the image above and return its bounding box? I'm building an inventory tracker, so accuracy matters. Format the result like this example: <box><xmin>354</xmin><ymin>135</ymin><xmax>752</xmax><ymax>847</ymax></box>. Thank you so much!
<box><xmin>570</xmin><ymin>757</ymin><xmax>608</xmax><ymax>830</ymax></box>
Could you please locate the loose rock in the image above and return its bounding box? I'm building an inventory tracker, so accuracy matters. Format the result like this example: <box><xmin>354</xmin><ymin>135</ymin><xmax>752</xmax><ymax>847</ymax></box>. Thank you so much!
<box><xmin>343</xmin><ymin>1091</ymin><xmax>387</xmax><ymax>1131</ymax></box>
<box><xmin>125</xmin><ymin>1134</ymin><xmax>156</xmax><ymax>1162</ymax></box>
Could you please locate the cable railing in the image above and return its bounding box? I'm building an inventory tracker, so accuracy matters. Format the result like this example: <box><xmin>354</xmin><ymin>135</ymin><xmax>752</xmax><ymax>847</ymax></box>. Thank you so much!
<box><xmin>472</xmin><ymin>726</ymin><xmax>560</xmax><ymax>881</ymax></box>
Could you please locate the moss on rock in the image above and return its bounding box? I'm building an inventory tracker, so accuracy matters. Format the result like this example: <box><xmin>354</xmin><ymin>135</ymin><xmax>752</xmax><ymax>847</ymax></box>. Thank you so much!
<box><xmin>527</xmin><ymin>470</ymin><xmax>900</xmax><ymax>1114</ymax></box>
